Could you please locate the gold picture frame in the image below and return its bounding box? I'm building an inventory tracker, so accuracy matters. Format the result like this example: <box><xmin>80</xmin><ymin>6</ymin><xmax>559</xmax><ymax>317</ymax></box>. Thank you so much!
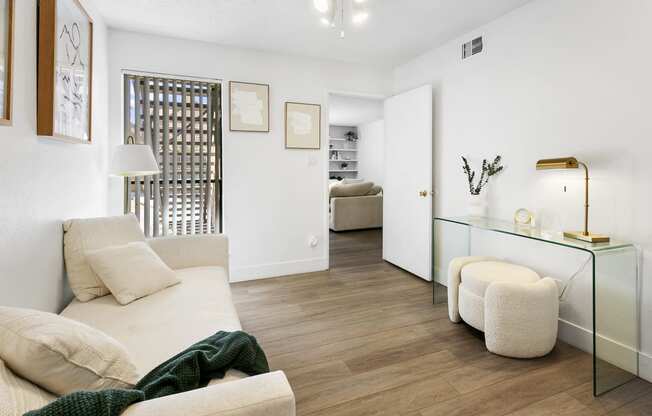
<box><xmin>285</xmin><ymin>102</ymin><xmax>321</xmax><ymax>150</ymax></box>
<box><xmin>37</xmin><ymin>0</ymin><xmax>93</xmax><ymax>143</ymax></box>
<box><xmin>0</xmin><ymin>0</ymin><xmax>14</xmax><ymax>125</ymax></box>
<box><xmin>229</xmin><ymin>81</ymin><xmax>270</xmax><ymax>133</ymax></box>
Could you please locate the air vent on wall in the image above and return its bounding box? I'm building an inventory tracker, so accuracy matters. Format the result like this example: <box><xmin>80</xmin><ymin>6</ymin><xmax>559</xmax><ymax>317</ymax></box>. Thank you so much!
<box><xmin>462</xmin><ymin>36</ymin><xmax>483</xmax><ymax>59</ymax></box>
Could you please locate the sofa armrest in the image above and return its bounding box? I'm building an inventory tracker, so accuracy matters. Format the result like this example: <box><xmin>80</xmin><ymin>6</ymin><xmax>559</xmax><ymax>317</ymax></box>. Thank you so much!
<box><xmin>148</xmin><ymin>234</ymin><xmax>229</xmax><ymax>273</ymax></box>
<box><xmin>122</xmin><ymin>371</ymin><xmax>295</xmax><ymax>416</ymax></box>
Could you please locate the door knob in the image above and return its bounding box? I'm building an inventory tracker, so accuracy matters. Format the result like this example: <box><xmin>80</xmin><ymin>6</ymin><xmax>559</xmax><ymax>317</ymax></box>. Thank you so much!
<box><xmin>419</xmin><ymin>190</ymin><xmax>428</xmax><ymax>197</ymax></box>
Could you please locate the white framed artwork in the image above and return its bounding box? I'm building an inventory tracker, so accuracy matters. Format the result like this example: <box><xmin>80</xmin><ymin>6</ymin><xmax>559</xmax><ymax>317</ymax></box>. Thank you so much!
<box><xmin>229</xmin><ymin>81</ymin><xmax>269</xmax><ymax>132</ymax></box>
<box><xmin>285</xmin><ymin>102</ymin><xmax>321</xmax><ymax>150</ymax></box>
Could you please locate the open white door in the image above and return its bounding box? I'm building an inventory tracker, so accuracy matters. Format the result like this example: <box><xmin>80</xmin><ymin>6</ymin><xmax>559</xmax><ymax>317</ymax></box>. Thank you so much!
<box><xmin>383</xmin><ymin>85</ymin><xmax>433</xmax><ymax>281</ymax></box>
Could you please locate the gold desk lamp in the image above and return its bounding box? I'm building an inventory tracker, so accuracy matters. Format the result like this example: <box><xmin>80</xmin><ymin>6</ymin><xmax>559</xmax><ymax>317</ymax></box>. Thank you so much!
<box><xmin>536</xmin><ymin>157</ymin><xmax>610</xmax><ymax>243</ymax></box>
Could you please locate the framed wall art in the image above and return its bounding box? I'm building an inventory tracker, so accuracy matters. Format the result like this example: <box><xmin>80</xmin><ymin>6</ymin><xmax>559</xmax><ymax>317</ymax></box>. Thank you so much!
<box><xmin>0</xmin><ymin>0</ymin><xmax>14</xmax><ymax>125</ymax></box>
<box><xmin>285</xmin><ymin>102</ymin><xmax>321</xmax><ymax>150</ymax></box>
<box><xmin>229</xmin><ymin>81</ymin><xmax>269</xmax><ymax>132</ymax></box>
<box><xmin>37</xmin><ymin>0</ymin><xmax>93</xmax><ymax>143</ymax></box>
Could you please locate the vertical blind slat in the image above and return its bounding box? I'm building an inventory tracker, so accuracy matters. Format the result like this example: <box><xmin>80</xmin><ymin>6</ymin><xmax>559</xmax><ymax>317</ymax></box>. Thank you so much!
<box><xmin>189</xmin><ymin>82</ymin><xmax>197</xmax><ymax>235</ymax></box>
<box><xmin>152</xmin><ymin>79</ymin><xmax>161</xmax><ymax>237</ymax></box>
<box><xmin>172</xmin><ymin>80</ymin><xmax>179</xmax><ymax>234</ymax></box>
<box><xmin>181</xmin><ymin>82</ymin><xmax>188</xmax><ymax>235</ymax></box>
<box><xmin>133</xmin><ymin>78</ymin><xmax>142</xmax><ymax>221</ymax></box>
<box><xmin>143</xmin><ymin>77</ymin><xmax>152</xmax><ymax>237</ymax></box>
<box><xmin>198</xmin><ymin>83</ymin><xmax>205</xmax><ymax>233</ymax></box>
<box><xmin>205</xmin><ymin>84</ymin><xmax>213</xmax><ymax>233</ymax></box>
<box><xmin>161</xmin><ymin>79</ymin><xmax>171</xmax><ymax>236</ymax></box>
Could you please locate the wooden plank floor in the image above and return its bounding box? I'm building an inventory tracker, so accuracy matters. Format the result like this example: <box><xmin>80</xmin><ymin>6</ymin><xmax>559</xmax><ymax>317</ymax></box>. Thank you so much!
<box><xmin>231</xmin><ymin>229</ymin><xmax>652</xmax><ymax>416</ymax></box>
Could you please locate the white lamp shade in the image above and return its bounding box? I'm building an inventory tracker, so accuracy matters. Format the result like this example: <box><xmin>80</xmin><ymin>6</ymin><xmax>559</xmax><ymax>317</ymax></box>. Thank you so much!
<box><xmin>110</xmin><ymin>144</ymin><xmax>160</xmax><ymax>177</ymax></box>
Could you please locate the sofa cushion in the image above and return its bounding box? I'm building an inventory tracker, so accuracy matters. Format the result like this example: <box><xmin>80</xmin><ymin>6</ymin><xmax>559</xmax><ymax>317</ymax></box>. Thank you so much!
<box><xmin>64</xmin><ymin>214</ymin><xmax>146</xmax><ymax>302</ymax></box>
<box><xmin>330</xmin><ymin>181</ymin><xmax>374</xmax><ymax>198</ymax></box>
<box><xmin>0</xmin><ymin>359</ymin><xmax>55</xmax><ymax>415</ymax></box>
<box><xmin>87</xmin><ymin>241</ymin><xmax>180</xmax><ymax>305</ymax></box>
<box><xmin>0</xmin><ymin>307</ymin><xmax>139</xmax><ymax>396</ymax></box>
<box><xmin>61</xmin><ymin>266</ymin><xmax>241</xmax><ymax>376</ymax></box>
<box><xmin>461</xmin><ymin>261</ymin><xmax>540</xmax><ymax>298</ymax></box>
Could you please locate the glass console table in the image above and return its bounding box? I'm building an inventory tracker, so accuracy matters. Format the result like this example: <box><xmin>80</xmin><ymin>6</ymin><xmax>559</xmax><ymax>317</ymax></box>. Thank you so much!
<box><xmin>432</xmin><ymin>216</ymin><xmax>639</xmax><ymax>396</ymax></box>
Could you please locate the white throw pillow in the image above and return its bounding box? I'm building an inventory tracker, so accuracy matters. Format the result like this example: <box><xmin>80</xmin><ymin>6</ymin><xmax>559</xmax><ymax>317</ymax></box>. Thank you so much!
<box><xmin>0</xmin><ymin>307</ymin><xmax>140</xmax><ymax>396</ymax></box>
<box><xmin>63</xmin><ymin>214</ymin><xmax>147</xmax><ymax>302</ymax></box>
<box><xmin>87</xmin><ymin>241</ymin><xmax>181</xmax><ymax>305</ymax></box>
<box><xmin>0</xmin><ymin>359</ymin><xmax>55</xmax><ymax>415</ymax></box>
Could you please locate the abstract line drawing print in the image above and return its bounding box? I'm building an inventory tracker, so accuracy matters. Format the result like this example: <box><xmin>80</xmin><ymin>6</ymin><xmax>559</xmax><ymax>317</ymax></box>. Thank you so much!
<box><xmin>54</xmin><ymin>0</ymin><xmax>90</xmax><ymax>141</ymax></box>
<box><xmin>58</xmin><ymin>22</ymin><xmax>85</xmax><ymax>112</ymax></box>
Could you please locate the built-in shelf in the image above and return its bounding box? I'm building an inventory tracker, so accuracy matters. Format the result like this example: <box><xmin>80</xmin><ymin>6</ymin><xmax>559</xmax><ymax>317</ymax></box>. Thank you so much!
<box><xmin>329</xmin><ymin>126</ymin><xmax>358</xmax><ymax>179</ymax></box>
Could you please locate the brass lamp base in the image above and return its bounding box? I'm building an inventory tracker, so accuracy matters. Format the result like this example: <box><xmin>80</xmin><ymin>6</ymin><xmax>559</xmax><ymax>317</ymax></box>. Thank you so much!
<box><xmin>563</xmin><ymin>231</ymin><xmax>610</xmax><ymax>243</ymax></box>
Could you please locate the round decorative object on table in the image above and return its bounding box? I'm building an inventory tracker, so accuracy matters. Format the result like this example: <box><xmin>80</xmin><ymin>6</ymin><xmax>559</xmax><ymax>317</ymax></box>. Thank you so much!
<box><xmin>514</xmin><ymin>208</ymin><xmax>534</xmax><ymax>226</ymax></box>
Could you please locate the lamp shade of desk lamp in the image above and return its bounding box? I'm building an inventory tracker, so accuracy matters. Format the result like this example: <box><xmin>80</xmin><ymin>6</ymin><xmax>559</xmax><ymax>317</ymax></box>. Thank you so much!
<box><xmin>110</xmin><ymin>140</ymin><xmax>160</xmax><ymax>177</ymax></box>
<box><xmin>536</xmin><ymin>157</ymin><xmax>609</xmax><ymax>243</ymax></box>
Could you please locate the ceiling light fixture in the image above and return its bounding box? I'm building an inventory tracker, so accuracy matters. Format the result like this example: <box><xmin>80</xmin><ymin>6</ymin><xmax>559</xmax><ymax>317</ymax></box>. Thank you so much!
<box><xmin>314</xmin><ymin>0</ymin><xmax>370</xmax><ymax>38</ymax></box>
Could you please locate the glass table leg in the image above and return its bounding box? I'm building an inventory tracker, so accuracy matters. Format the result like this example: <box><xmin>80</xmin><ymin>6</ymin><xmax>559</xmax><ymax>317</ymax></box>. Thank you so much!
<box><xmin>593</xmin><ymin>246</ymin><xmax>639</xmax><ymax>396</ymax></box>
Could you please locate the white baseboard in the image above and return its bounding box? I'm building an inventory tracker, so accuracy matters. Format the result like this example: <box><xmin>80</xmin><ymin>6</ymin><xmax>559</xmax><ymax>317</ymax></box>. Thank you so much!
<box><xmin>230</xmin><ymin>257</ymin><xmax>328</xmax><ymax>282</ymax></box>
<box><xmin>558</xmin><ymin>319</ymin><xmax>593</xmax><ymax>354</ymax></box>
<box><xmin>558</xmin><ymin>319</ymin><xmax>642</xmax><ymax>377</ymax></box>
<box><xmin>640</xmin><ymin>352</ymin><xmax>652</xmax><ymax>383</ymax></box>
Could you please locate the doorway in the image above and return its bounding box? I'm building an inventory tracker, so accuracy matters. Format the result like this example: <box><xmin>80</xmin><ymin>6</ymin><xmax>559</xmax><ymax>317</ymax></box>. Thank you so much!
<box><xmin>326</xmin><ymin>92</ymin><xmax>385</xmax><ymax>269</ymax></box>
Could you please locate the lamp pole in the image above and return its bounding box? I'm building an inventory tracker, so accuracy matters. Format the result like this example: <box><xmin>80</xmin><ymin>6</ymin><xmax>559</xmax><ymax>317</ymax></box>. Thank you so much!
<box><xmin>579</xmin><ymin>161</ymin><xmax>589</xmax><ymax>237</ymax></box>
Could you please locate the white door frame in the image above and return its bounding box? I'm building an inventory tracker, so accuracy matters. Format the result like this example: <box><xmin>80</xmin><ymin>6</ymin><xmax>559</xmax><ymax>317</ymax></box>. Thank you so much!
<box><xmin>322</xmin><ymin>89</ymin><xmax>386</xmax><ymax>268</ymax></box>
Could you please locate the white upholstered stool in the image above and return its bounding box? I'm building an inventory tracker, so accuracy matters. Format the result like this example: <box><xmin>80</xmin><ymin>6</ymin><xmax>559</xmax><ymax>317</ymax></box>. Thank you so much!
<box><xmin>448</xmin><ymin>257</ymin><xmax>559</xmax><ymax>358</ymax></box>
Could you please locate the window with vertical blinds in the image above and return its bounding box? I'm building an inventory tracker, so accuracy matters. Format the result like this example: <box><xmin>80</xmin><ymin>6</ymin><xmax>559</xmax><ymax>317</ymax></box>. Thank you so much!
<box><xmin>123</xmin><ymin>74</ymin><xmax>222</xmax><ymax>237</ymax></box>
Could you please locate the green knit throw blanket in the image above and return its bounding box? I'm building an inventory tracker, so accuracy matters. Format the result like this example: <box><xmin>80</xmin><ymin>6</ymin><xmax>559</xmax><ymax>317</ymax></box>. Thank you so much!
<box><xmin>25</xmin><ymin>331</ymin><xmax>269</xmax><ymax>416</ymax></box>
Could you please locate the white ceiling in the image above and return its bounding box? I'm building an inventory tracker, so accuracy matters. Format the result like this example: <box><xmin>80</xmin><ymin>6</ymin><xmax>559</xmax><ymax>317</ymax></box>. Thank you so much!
<box><xmin>329</xmin><ymin>94</ymin><xmax>383</xmax><ymax>126</ymax></box>
<box><xmin>94</xmin><ymin>0</ymin><xmax>533</xmax><ymax>67</ymax></box>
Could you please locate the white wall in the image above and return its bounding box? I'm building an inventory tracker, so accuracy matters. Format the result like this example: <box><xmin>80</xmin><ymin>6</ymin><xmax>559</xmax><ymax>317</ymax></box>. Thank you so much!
<box><xmin>329</xmin><ymin>94</ymin><xmax>384</xmax><ymax>126</ymax></box>
<box><xmin>357</xmin><ymin>120</ymin><xmax>385</xmax><ymax>186</ymax></box>
<box><xmin>107</xmin><ymin>30</ymin><xmax>390</xmax><ymax>281</ymax></box>
<box><xmin>393</xmin><ymin>0</ymin><xmax>652</xmax><ymax>380</ymax></box>
<box><xmin>0</xmin><ymin>0</ymin><xmax>110</xmax><ymax>312</ymax></box>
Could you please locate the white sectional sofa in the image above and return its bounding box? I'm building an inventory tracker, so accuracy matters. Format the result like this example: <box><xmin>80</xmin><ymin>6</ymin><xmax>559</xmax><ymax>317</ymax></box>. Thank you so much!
<box><xmin>1</xmin><ymin>216</ymin><xmax>296</xmax><ymax>416</ymax></box>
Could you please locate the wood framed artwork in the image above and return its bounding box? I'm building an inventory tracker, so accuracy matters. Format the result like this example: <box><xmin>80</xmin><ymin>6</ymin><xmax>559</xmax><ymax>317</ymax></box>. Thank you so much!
<box><xmin>229</xmin><ymin>81</ymin><xmax>269</xmax><ymax>132</ymax></box>
<box><xmin>37</xmin><ymin>0</ymin><xmax>93</xmax><ymax>143</ymax></box>
<box><xmin>0</xmin><ymin>0</ymin><xmax>14</xmax><ymax>125</ymax></box>
<box><xmin>285</xmin><ymin>102</ymin><xmax>321</xmax><ymax>150</ymax></box>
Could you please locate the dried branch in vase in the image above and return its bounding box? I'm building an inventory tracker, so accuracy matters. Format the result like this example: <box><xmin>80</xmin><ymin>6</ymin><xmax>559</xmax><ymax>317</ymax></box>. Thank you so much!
<box><xmin>461</xmin><ymin>155</ymin><xmax>504</xmax><ymax>195</ymax></box>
